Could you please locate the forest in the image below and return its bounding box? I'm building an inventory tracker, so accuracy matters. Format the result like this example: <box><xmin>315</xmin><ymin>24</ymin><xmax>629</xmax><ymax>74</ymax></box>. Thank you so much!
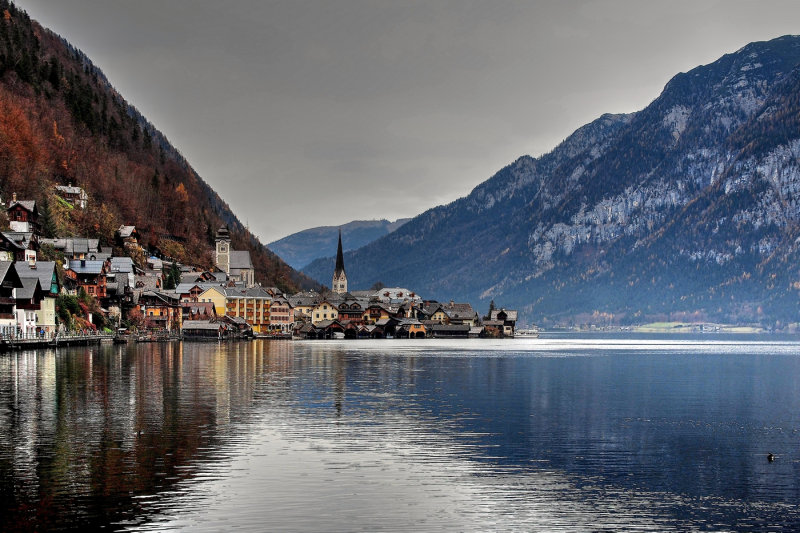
<box><xmin>0</xmin><ymin>1</ymin><xmax>315</xmax><ymax>293</ymax></box>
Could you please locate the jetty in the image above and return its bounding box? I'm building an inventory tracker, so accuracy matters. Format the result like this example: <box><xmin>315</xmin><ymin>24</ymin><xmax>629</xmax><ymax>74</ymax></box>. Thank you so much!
<box><xmin>0</xmin><ymin>331</ymin><xmax>114</xmax><ymax>351</ymax></box>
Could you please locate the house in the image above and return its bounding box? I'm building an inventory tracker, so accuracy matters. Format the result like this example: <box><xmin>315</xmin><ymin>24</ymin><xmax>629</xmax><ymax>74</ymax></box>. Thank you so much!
<box><xmin>0</xmin><ymin>231</ymin><xmax>37</xmax><ymax>262</ymax></box>
<box><xmin>39</xmin><ymin>237</ymin><xmax>102</xmax><ymax>260</ymax></box>
<box><xmin>182</xmin><ymin>319</ymin><xmax>229</xmax><ymax>339</ymax></box>
<box><xmin>181</xmin><ymin>301</ymin><xmax>217</xmax><ymax>322</ymax></box>
<box><xmin>394</xmin><ymin>318</ymin><xmax>427</xmax><ymax>339</ymax></box>
<box><xmin>14</xmin><ymin>277</ymin><xmax>43</xmax><ymax>337</ymax></box>
<box><xmin>219</xmin><ymin>287</ymin><xmax>272</xmax><ymax>333</ymax></box>
<box><xmin>337</xmin><ymin>297</ymin><xmax>368</xmax><ymax>324</ymax></box>
<box><xmin>137</xmin><ymin>291</ymin><xmax>182</xmax><ymax>332</ymax></box>
<box><xmin>55</xmin><ymin>184</ymin><xmax>88</xmax><ymax>209</ymax></box>
<box><xmin>430</xmin><ymin>324</ymin><xmax>471</xmax><ymax>338</ymax></box>
<box><xmin>268</xmin><ymin>297</ymin><xmax>294</xmax><ymax>334</ymax></box>
<box><xmin>288</xmin><ymin>291</ymin><xmax>321</xmax><ymax>321</ymax></box>
<box><xmin>198</xmin><ymin>286</ymin><xmax>227</xmax><ymax>317</ymax></box>
<box><xmin>311</xmin><ymin>298</ymin><xmax>339</xmax><ymax>325</ymax></box>
<box><xmin>490</xmin><ymin>308</ymin><xmax>518</xmax><ymax>337</ymax></box>
<box><xmin>65</xmin><ymin>259</ymin><xmax>109</xmax><ymax>298</ymax></box>
<box><xmin>14</xmin><ymin>261</ymin><xmax>60</xmax><ymax>335</ymax></box>
<box><xmin>0</xmin><ymin>261</ymin><xmax>23</xmax><ymax>336</ymax></box>
<box><xmin>115</xmin><ymin>225</ymin><xmax>139</xmax><ymax>244</ymax></box>
<box><xmin>442</xmin><ymin>301</ymin><xmax>479</xmax><ymax>327</ymax></box>
<box><xmin>373</xmin><ymin>287</ymin><xmax>422</xmax><ymax>305</ymax></box>
<box><xmin>420</xmin><ymin>303</ymin><xmax>449</xmax><ymax>324</ymax></box>
<box><xmin>6</xmin><ymin>194</ymin><xmax>38</xmax><ymax>233</ymax></box>
<box><xmin>364</xmin><ymin>302</ymin><xmax>392</xmax><ymax>324</ymax></box>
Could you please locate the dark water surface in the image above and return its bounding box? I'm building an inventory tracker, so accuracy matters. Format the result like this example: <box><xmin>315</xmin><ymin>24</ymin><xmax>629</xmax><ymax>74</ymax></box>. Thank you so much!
<box><xmin>2</xmin><ymin>336</ymin><xmax>800</xmax><ymax>531</ymax></box>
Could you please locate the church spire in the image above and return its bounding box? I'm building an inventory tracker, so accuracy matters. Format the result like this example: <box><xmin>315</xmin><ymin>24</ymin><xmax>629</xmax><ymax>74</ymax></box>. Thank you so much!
<box><xmin>332</xmin><ymin>229</ymin><xmax>348</xmax><ymax>294</ymax></box>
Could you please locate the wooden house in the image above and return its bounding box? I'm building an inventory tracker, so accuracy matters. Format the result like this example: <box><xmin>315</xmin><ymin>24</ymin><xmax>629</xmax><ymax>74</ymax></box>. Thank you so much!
<box><xmin>6</xmin><ymin>194</ymin><xmax>38</xmax><ymax>233</ymax></box>
<box><xmin>14</xmin><ymin>261</ymin><xmax>60</xmax><ymax>335</ymax></box>
<box><xmin>0</xmin><ymin>261</ymin><xmax>23</xmax><ymax>336</ymax></box>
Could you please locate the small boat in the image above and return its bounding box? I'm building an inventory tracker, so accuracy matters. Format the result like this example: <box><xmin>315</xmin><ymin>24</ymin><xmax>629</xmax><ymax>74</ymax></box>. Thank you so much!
<box><xmin>515</xmin><ymin>328</ymin><xmax>540</xmax><ymax>338</ymax></box>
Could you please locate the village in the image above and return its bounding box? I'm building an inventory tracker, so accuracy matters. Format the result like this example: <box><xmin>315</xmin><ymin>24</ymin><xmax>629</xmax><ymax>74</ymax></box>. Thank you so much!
<box><xmin>0</xmin><ymin>190</ymin><xmax>518</xmax><ymax>347</ymax></box>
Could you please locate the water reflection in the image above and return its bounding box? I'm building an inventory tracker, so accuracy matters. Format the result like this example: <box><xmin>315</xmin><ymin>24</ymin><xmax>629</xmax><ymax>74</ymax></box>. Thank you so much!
<box><xmin>1</xmin><ymin>338</ymin><xmax>800</xmax><ymax>531</ymax></box>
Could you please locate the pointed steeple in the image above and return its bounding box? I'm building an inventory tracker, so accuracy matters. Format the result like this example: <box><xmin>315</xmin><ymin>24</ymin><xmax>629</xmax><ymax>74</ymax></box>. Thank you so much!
<box><xmin>332</xmin><ymin>229</ymin><xmax>348</xmax><ymax>294</ymax></box>
<box><xmin>335</xmin><ymin>229</ymin><xmax>345</xmax><ymax>275</ymax></box>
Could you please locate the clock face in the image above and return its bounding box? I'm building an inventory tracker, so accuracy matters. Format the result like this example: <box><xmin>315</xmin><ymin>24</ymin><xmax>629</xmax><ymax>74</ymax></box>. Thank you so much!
<box><xmin>220</xmin><ymin>244</ymin><xmax>228</xmax><ymax>252</ymax></box>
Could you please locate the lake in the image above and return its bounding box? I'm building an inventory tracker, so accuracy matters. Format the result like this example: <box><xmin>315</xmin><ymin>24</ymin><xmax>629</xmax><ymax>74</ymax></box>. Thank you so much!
<box><xmin>1</xmin><ymin>335</ymin><xmax>800</xmax><ymax>531</ymax></box>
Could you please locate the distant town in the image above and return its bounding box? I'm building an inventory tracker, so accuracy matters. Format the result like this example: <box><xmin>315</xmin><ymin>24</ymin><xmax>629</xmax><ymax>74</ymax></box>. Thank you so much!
<box><xmin>0</xmin><ymin>190</ymin><xmax>520</xmax><ymax>348</ymax></box>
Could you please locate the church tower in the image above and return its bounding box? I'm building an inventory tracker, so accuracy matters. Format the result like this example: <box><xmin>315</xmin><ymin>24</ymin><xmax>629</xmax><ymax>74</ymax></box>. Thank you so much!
<box><xmin>215</xmin><ymin>226</ymin><xmax>231</xmax><ymax>274</ymax></box>
<box><xmin>332</xmin><ymin>230</ymin><xmax>348</xmax><ymax>294</ymax></box>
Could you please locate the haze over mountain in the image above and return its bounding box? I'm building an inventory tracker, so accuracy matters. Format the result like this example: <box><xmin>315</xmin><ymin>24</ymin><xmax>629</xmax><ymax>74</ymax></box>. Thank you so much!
<box><xmin>0</xmin><ymin>2</ymin><xmax>316</xmax><ymax>292</ymax></box>
<box><xmin>269</xmin><ymin>218</ymin><xmax>410</xmax><ymax>270</ymax></box>
<box><xmin>304</xmin><ymin>35</ymin><xmax>800</xmax><ymax>327</ymax></box>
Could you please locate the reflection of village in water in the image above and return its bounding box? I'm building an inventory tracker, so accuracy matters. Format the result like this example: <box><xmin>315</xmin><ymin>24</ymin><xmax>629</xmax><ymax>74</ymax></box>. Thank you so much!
<box><xmin>0</xmin><ymin>339</ymin><xmax>430</xmax><ymax>529</ymax></box>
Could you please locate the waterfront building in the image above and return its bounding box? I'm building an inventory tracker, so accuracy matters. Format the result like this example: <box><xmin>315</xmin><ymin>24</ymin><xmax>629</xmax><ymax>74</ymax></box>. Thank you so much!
<box><xmin>312</xmin><ymin>298</ymin><xmax>340</xmax><ymax>325</ymax></box>
<box><xmin>137</xmin><ymin>291</ymin><xmax>182</xmax><ymax>332</ymax></box>
<box><xmin>268</xmin><ymin>297</ymin><xmax>294</xmax><ymax>334</ymax></box>
<box><xmin>222</xmin><ymin>286</ymin><xmax>272</xmax><ymax>334</ymax></box>
<box><xmin>0</xmin><ymin>262</ymin><xmax>22</xmax><ymax>336</ymax></box>
<box><xmin>14</xmin><ymin>261</ymin><xmax>60</xmax><ymax>335</ymax></box>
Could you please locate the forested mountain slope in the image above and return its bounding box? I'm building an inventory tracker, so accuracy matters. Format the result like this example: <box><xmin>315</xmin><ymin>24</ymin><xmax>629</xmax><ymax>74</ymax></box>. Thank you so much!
<box><xmin>0</xmin><ymin>1</ymin><xmax>316</xmax><ymax>292</ymax></box>
<box><xmin>305</xmin><ymin>36</ymin><xmax>800</xmax><ymax>326</ymax></box>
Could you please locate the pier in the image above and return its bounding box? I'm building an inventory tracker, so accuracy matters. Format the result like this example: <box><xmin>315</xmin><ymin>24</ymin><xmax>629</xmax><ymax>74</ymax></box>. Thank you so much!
<box><xmin>0</xmin><ymin>331</ymin><xmax>114</xmax><ymax>351</ymax></box>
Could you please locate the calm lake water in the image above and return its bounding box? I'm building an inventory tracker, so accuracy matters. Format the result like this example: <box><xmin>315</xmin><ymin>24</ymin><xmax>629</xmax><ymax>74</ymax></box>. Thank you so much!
<box><xmin>2</xmin><ymin>335</ymin><xmax>800</xmax><ymax>531</ymax></box>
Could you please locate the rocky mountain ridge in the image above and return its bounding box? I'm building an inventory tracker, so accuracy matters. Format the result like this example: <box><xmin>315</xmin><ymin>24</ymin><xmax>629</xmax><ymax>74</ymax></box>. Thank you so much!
<box><xmin>304</xmin><ymin>35</ymin><xmax>800</xmax><ymax>327</ymax></box>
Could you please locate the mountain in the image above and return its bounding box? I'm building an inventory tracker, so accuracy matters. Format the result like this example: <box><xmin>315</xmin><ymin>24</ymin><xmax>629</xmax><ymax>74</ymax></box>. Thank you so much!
<box><xmin>304</xmin><ymin>35</ymin><xmax>800</xmax><ymax>327</ymax></box>
<box><xmin>0</xmin><ymin>2</ymin><xmax>317</xmax><ymax>292</ymax></box>
<box><xmin>269</xmin><ymin>218</ymin><xmax>410</xmax><ymax>270</ymax></box>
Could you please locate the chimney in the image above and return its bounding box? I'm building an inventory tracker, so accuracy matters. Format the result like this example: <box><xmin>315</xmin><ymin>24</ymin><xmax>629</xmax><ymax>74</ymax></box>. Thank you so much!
<box><xmin>12</xmin><ymin>192</ymin><xmax>16</xmax><ymax>202</ymax></box>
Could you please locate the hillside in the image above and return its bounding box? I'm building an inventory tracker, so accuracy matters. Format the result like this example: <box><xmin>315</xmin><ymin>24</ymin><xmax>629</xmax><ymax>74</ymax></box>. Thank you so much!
<box><xmin>304</xmin><ymin>35</ymin><xmax>800</xmax><ymax>327</ymax></box>
<box><xmin>268</xmin><ymin>218</ymin><xmax>410</xmax><ymax>270</ymax></box>
<box><xmin>0</xmin><ymin>1</ymin><xmax>317</xmax><ymax>292</ymax></box>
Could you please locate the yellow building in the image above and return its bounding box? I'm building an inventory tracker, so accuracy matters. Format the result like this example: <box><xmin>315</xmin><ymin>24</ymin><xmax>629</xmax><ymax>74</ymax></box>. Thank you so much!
<box><xmin>199</xmin><ymin>285</ymin><xmax>272</xmax><ymax>333</ymax></box>
<box><xmin>199</xmin><ymin>286</ymin><xmax>227</xmax><ymax>316</ymax></box>
<box><xmin>311</xmin><ymin>299</ymin><xmax>339</xmax><ymax>325</ymax></box>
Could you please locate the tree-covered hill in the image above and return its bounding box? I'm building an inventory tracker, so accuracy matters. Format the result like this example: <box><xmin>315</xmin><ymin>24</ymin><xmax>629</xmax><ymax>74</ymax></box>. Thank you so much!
<box><xmin>0</xmin><ymin>1</ymin><xmax>317</xmax><ymax>293</ymax></box>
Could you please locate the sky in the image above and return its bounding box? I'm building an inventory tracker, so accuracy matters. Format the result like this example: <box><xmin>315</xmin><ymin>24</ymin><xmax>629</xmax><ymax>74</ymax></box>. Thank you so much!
<box><xmin>15</xmin><ymin>0</ymin><xmax>800</xmax><ymax>244</ymax></box>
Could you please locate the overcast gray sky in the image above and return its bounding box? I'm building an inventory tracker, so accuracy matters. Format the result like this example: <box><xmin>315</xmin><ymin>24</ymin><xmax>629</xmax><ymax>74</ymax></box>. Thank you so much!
<box><xmin>15</xmin><ymin>1</ymin><xmax>800</xmax><ymax>243</ymax></box>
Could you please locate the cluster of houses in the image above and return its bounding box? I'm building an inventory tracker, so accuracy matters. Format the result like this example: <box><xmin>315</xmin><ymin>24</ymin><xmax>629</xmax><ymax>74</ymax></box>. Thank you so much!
<box><xmin>0</xmin><ymin>191</ymin><xmax>517</xmax><ymax>340</ymax></box>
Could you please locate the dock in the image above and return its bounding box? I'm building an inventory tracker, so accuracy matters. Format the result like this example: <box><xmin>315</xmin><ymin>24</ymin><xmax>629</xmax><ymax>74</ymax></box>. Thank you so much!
<box><xmin>0</xmin><ymin>332</ymin><xmax>114</xmax><ymax>351</ymax></box>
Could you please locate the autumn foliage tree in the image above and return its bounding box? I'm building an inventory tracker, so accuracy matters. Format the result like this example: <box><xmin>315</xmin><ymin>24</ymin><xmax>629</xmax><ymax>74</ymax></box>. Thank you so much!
<box><xmin>0</xmin><ymin>0</ymin><xmax>317</xmax><ymax>292</ymax></box>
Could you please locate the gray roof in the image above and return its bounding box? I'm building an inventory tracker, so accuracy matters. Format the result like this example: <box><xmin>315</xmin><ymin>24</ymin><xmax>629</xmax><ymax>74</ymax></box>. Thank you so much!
<box><xmin>443</xmin><ymin>303</ymin><xmax>477</xmax><ymax>320</ymax></box>
<box><xmin>0</xmin><ymin>261</ymin><xmax>22</xmax><ymax>287</ymax></box>
<box><xmin>176</xmin><ymin>281</ymin><xmax>226</xmax><ymax>294</ymax></box>
<box><xmin>8</xmin><ymin>200</ymin><xmax>36</xmax><ymax>212</ymax></box>
<box><xmin>135</xmin><ymin>274</ymin><xmax>160</xmax><ymax>291</ymax></box>
<box><xmin>109</xmin><ymin>257</ymin><xmax>134</xmax><ymax>273</ymax></box>
<box><xmin>68</xmin><ymin>260</ymin><xmax>105</xmax><ymax>275</ymax></box>
<box><xmin>40</xmin><ymin>237</ymin><xmax>100</xmax><ymax>256</ymax></box>
<box><xmin>16</xmin><ymin>277</ymin><xmax>41</xmax><ymax>300</ymax></box>
<box><xmin>229</xmin><ymin>250</ymin><xmax>253</xmax><ymax>270</ymax></box>
<box><xmin>183</xmin><ymin>320</ymin><xmax>222</xmax><ymax>331</ymax></box>
<box><xmin>117</xmin><ymin>225</ymin><xmax>136</xmax><ymax>238</ymax></box>
<box><xmin>431</xmin><ymin>324</ymin><xmax>471</xmax><ymax>332</ymax></box>
<box><xmin>1</xmin><ymin>231</ymin><xmax>34</xmax><ymax>249</ymax></box>
<box><xmin>14</xmin><ymin>261</ymin><xmax>57</xmax><ymax>289</ymax></box>
<box><xmin>55</xmin><ymin>185</ymin><xmax>86</xmax><ymax>196</ymax></box>
<box><xmin>491</xmin><ymin>309</ymin><xmax>518</xmax><ymax>321</ymax></box>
